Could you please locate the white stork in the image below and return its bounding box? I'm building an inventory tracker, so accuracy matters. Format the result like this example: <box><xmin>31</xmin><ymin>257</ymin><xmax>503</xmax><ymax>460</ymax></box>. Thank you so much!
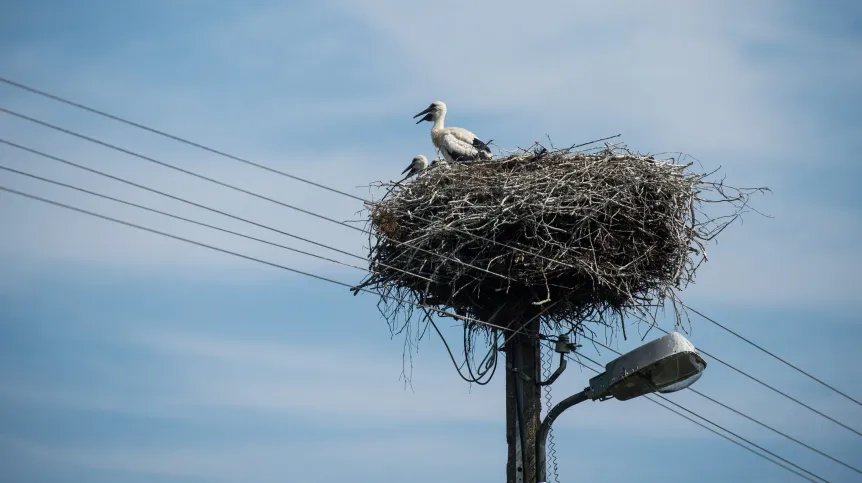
<box><xmin>401</xmin><ymin>154</ymin><xmax>428</xmax><ymax>178</ymax></box>
<box><xmin>413</xmin><ymin>101</ymin><xmax>493</xmax><ymax>163</ymax></box>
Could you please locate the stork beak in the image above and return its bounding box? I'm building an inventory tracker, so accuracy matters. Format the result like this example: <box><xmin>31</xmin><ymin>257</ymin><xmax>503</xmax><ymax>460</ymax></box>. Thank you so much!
<box><xmin>413</xmin><ymin>105</ymin><xmax>434</xmax><ymax>122</ymax></box>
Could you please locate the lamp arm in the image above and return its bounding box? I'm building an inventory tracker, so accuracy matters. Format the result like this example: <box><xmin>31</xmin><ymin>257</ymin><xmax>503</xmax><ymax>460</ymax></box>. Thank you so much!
<box><xmin>536</xmin><ymin>389</ymin><xmax>588</xmax><ymax>483</ymax></box>
<box><xmin>539</xmin><ymin>352</ymin><xmax>567</xmax><ymax>386</ymax></box>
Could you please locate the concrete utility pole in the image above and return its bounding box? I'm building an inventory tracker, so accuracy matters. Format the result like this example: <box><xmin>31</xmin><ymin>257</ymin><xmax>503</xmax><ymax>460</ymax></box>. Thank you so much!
<box><xmin>505</xmin><ymin>316</ymin><xmax>542</xmax><ymax>483</ymax></box>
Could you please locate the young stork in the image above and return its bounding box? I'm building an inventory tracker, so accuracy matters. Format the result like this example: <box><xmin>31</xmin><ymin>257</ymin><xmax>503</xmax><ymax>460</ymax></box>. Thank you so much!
<box><xmin>401</xmin><ymin>154</ymin><xmax>428</xmax><ymax>178</ymax></box>
<box><xmin>413</xmin><ymin>101</ymin><xmax>493</xmax><ymax>163</ymax></box>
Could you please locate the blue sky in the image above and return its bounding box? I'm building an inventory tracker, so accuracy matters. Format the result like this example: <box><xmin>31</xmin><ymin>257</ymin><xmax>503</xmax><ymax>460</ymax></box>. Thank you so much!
<box><xmin>1</xmin><ymin>1</ymin><xmax>861</xmax><ymax>482</ymax></box>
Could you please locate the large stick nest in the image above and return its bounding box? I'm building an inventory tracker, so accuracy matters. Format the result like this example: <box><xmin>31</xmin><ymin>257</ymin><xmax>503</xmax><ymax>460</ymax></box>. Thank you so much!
<box><xmin>357</xmin><ymin>143</ymin><xmax>766</xmax><ymax>341</ymax></box>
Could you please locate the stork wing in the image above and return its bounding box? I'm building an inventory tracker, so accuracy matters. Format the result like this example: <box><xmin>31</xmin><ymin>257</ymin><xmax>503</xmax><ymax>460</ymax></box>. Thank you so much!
<box><xmin>447</xmin><ymin>127</ymin><xmax>479</xmax><ymax>145</ymax></box>
<box><xmin>472</xmin><ymin>137</ymin><xmax>492</xmax><ymax>153</ymax></box>
<box><xmin>440</xmin><ymin>131</ymin><xmax>481</xmax><ymax>162</ymax></box>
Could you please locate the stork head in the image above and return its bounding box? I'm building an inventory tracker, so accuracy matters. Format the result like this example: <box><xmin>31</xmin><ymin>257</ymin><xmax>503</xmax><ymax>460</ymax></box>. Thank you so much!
<box><xmin>413</xmin><ymin>101</ymin><xmax>446</xmax><ymax>123</ymax></box>
<box><xmin>413</xmin><ymin>154</ymin><xmax>428</xmax><ymax>168</ymax></box>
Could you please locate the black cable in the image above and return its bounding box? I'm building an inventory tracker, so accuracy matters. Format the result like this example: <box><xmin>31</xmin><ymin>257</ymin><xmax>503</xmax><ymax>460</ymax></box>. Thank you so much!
<box><xmin>0</xmin><ymin>146</ymin><xmax>546</xmax><ymax>373</ymax></box>
<box><xmin>426</xmin><ymin>314</ymin><xmax>495</xmax><ymax>385</ymax></box>
<box><xmin>549</xmin><ymin>343</ymin><xmax>820</xmax><ymax>482</ymax></box>
<box><xmin>0</xmin><ymin>76</ymin><xmax>611</xmax><ymax>277</ymax></box>
<box><xmin>0</xmin><ymin>180</ymin><xmax>828</xmax><ymax>482</ymax></box>
<box><xmin>2</xmin><ymin>76</ymin><xmax>856</xmax><ymax>414</ymax></box>
<box><xmin>0</xmin><ymin>108</ymin><xmax>514</xmax><ymax>283</ymax></box>
<box><xmin>0</xmin><ymin>138</ymin><xmax>397</xmax><ymax>273</ymax></box>
<box><xmin>0</xmin><ymin>184</ymin><xmax>514</xmax><ymax>334</ymax></box>
<box><xmin>579</xmin><ymin>333</ymin><xmax>861</xmax><ymax>470</ymax></box>
<box><xmin>0</xmin><ymin>164</ymin><xmax>371</xmax><ymax>274</ymax></box>
<box><xmin>0</xmin><ymin>137</ymin><xmax>549</xmax><ymax>385</ymax></box>
<box><xmin>463</xmin><ymin>323</ymin><xmax>494</xmax><ymax>384</ymax></box>
<box><xmin>688</xmin><ymin>387</ymin><xmax>860</xmax><ymax>474</ymax></box>
<box><xmin>1</xmin><ymin>159</ymin><xmax>508</xmax><ymax>387</ymax></box>
<box><xmin>682</xmin><ymin>303</ymin><xmax>861</xmax><ymax>407</ymax></box>
<box><xmin>651</xmin><ymin>325</ymin><xmax>862</xmax><ymax>438</ymax></box>
<box><xmin>567</xmin><ymin>351</ymin><xmax>828</xmax><ymax>483</ymax></box>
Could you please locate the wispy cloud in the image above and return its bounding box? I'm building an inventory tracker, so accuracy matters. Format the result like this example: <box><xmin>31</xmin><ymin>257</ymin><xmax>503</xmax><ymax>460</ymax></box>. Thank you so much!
<box><xmin>2</xmin><ymin>0</ymin><xmax>860</xmax><ymax>310</ymax></box>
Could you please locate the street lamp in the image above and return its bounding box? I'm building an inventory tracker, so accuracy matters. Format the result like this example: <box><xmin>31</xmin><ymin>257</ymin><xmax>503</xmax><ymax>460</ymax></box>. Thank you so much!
<box><xmin>536</xmin><ymin>332</ymin><xmax>707</xmax><ymax>483</ymax></box>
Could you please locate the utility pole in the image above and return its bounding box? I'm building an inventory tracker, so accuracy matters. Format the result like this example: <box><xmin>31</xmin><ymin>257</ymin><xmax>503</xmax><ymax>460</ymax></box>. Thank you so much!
<box><xmin>505</xmin><ymin>315</ymin><xmax>542</xmax><ymax>483</ymax></box>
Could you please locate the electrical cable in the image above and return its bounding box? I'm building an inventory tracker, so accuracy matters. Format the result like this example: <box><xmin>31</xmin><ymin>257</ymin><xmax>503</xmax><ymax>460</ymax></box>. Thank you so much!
<box><xmin>681</xmin><ymin>303</ymin><xmax>861</xmax><ymax>407</ymax></box>
<box><xmin>0</xmin><ymin>107</ymin><xmax>516</xmax><ymax>283</ymax></box>
<box><xmin>0</xmin><ymin>76</ymin><xmax>618</xmax><ymax>277</ymax></box>
<box><xmin>0</xmin><ymin>164</ymin><xmax>372</xmax><ymax>274</ymax></box>
<box><xmin>0</xmin><ymin>138</ymin><xmax>419</xmax><ymax>279</ymax></box>
<box><xmin>650</xmin><ymin>325</ymin><xmax>862</xmax><ymax>438</ymax></box>
<box><xmin>0</xmin><ymin>183</ymin><xmax>514</xmax><ymax>335</ymax></box>
<box><xmin>575</xmin><ymin>335</ymin><xmax>860</xmax><ymax>473</ymax></box>
<box><xmin>564</xmin><ymin>350</ymin><xmax>828</xmax><ymax>483</ymax></box>
<box><xmin>0</xmin><ymin>159</ymin><xmax>502</xmax><ymax>388</ymax></box>
<box><xmin>687</xmin><ymin>387</ymin><xmax>861</xmax><ymax>474</ymax></box>
<box><xmin>0</xmin><ymin>142</ymin><xmax>556</xmax><ymax>385</ymax></box>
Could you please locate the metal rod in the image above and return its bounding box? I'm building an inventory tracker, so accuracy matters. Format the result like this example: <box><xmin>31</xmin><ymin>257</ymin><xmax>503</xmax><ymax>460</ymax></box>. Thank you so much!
<box><xmin>539</xmin><ymin>353</ymin><xmax>568</xmax><ymax>386</ymax></box>
<box><xmin>536</xmin><ymin>389</ymin><xmax>589</xmax><ymax>483</ymax></box>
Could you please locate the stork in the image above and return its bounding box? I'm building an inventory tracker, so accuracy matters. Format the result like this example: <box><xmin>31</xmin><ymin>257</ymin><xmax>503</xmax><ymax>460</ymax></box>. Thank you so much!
<box><xmin>401</xmin><ymin>154</ymin><xmax>428</xmax><ymax>178</ymax></box>
<box><xmin>413</xmin><ymin>101</ymin><xmax>493</xmax><ymax>163</ymax></box>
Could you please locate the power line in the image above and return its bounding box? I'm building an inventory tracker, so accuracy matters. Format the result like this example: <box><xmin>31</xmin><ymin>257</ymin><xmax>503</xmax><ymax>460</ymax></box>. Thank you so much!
<box><xmin>566</xmin><ymin>350</ymin><xmax>828</xmax><ymax>483</ymax></box>
<box><xmin>0</xmin><ymin>75</ymin><xmax>604</xmax><ymax>274</ymax></box>
<box><xmin>0</xmin><ymin>138</ymin><xmax>429</xmax><ymax>284</ymax></box>
<box><xmin>0</xmin><ymin>159</ymin><xmax>511</xmax><ymax>388</ymax></box>
<box><xmin>650</xmin><ymin>325</ymin><xmax>862</xmax><ymax>438</ymax></box>
<box><xmin>0</xmin><ymin>138</ymin><xmax>567</xmax><ymax>374</ymax></box>
<box><xmin>1</xmin><ymin>159</ymin><xmax>560</xmax><ymax>388</ymax></box>
<box><xmin>687</xmin><ymin>387</ymin><xmax>860</xmax><ymax>474</ymax></box>
<box><xmin>0</xmin><ymin>76</ymin><xmax>369</xmax><ymax>202</ymax></box>
<box><xmin>682</xmin><ymin>303</ymin><xmax>861</xmax><ymax>407</ymax></box>
<box><xmin>0</xmin><ymin>183</ymin><xmax>513</xmax><ymax>335</ymax></box>
<box><xmin>574</xmin><ymin>334</ymin><xmax>860</xmax><ymax>473</ymax></box>
<box><xmin>0</xmin><ymin>107</ymin><xmax>515</xmax><ymax>283</ymax></box>
<box><xmin>0</xmin><ymin>181</ymin><xmax>831</xmax><ymax>481</ymax></box>
<box><xmin>2</xmin><ymin>76</ymin><xmax>855</xmax><ymax>412</ymax></box>
<box><xmin>0</xmin><ymin>164</ymin><xmax>373</xmax><ymax>274</ymax></box>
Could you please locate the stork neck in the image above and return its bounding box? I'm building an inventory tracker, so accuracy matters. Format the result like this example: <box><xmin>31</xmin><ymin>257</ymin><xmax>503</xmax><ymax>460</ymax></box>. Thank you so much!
<box><xmin>432</xmin><ymin>113</ymin><xmax>445</xmax><ymax>131</ymax></box>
